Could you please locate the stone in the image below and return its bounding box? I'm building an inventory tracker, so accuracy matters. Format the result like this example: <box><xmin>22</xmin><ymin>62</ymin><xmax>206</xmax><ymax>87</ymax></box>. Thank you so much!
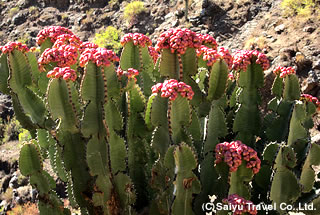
<box><xmin>275</xmin><ymin>24</ymin><xmax>285</xmax><ymax>34</ymax></box>
<box><xmin>175</xmin><ymin>9</ymin><xmax>184</xmax><ymax>18</ymax></box>
<box><xmin>12</xmin><ymin>12</ymin><xmax>27</xmax><ymax>25</ymax></box>
<box><xmin>313</xmin><ymin>59</ymin><xmax>320</xmax><ymax>70</ymax></box>
<box><xmin>303</xmin><ymin>26</ymin><xmax>315</xmax><ymax>33</ymax></box>
<box><xmin>9</xmin><ymin>175</ymin><xmax>19</xmax><ymax>189</ymax></box>
<box><xmin>1</xmin><ymin>175</ymin><xmax>11</xmax><ymax>192</ymax></box>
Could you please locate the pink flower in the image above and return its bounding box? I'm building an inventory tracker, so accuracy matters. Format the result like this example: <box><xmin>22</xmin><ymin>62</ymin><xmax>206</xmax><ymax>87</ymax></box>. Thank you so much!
<box><xmin>79</xmin><ymin>42</ymin><xmax>99</xmax><ymax>54</ymax></box>
<box><xmin>198</xmin><ymin>33</ymin><xmax>217</xmax><ymax>49</ymax></box>
<box><xmin>53</xmin><ymin>34</ymin><xmax>82</xmax><ymax>49</ymax></box>
<box><xmin>120</xmin><ymin>33</ymin><xmax>152</xmax><ymax>47</ymax></box>
<box><xmin>232</xmin><ymin>50</ymin><xmax>269</xmax><ymax>72</ymax></box>
<box><xmin>79</xmin><ymin>47</ymin><xmax>119</xmax><ymax>67</ymax></box>
<box><xmin>215</xmin><ymin>140</ymin><xmax>261</xmax><ymax>174</ymax></box>
<box><xmin>38</xmin><ymin>45</ymin><xmax>78</xmax><ymax>72</ymax></box>
<box><xmin>273</xmin><ymin>66</ymin><xmax>296</xmax><ymax>78</ymax></box>
<box><xmin>47</xmin><ymin>67</ymin><xmax>77</xmax><ymax>82</ymax></box>
<box><xmin>148</xmin><ymin>46</ymin><xmax>159</xmax><ymax>63</ymax></box>
<box><xmin>301</xmin><ymin>94</ymin><xmax>320</xmax><ymax>111</ymax></box>
<box><xmin>155</xmin><ymin>28</ymin><xmax>201</xmax><ymax>55</ymax></box>
<box><xmin>151</xmin><ymin>79</ymin><xmax>194</xmax><ymax>101</ymax></box>
<box><xmin>197</xmin><ymin>45</ymin><xmax>233</xmax><ymax>69</ymax></box>
<box><xmin>36</xmin><ymin>26</ymin><xmax>75</xmax><ymax>46</ymax></box>
<box><xmin>0</xmin><ymin>41</ymin><xmax>29</xmax><ymax>53</ymax></box>
<box><xmin>222</xmin><ymin>194</ymin><xmax>257</xmax><ymax>215</ymax></box>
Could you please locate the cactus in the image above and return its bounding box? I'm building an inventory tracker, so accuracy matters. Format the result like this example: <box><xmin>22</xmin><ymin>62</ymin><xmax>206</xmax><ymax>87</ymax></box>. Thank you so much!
<box><xmin>1</xmin><ymin>26</ymin><xmax>320</xmax><ymax>215</ymax></box>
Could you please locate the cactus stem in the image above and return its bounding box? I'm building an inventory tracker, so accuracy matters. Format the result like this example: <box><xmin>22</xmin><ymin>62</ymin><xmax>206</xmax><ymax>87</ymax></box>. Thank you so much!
<box><xmin>100</xmin><ymin>66</ymin><xmax>108</xmax><ymax>105</ymax></box>
<box><xmin>66</xmin><ymin>81</ymin><xmax>79</xmax><ymax>127</ymax></box>
<box><xmin>167</xmin><ymin>100</ymin><xmax>173</xmax><ymax>140</ymax></box>
<box><xmin>177</xmin><ymin>53</ymin><xmax>183</xmax><ymax>81</ymax></box>
<box><xmin>138</xmin><ymin>46</ymin><xmax>144</xmax><ymax>71</ymax></box>
<box><xmin>79</xmin><ymin>65</ymin><xmax>88</xmax><ymax>99</ymax></box>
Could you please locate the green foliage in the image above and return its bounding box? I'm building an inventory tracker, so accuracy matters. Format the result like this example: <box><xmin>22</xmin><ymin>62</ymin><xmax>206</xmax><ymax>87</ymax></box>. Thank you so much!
<box><xmin>124</xmin><ymin>1</ymin><xmax>146</xmax><ymax>22</ymax></box>
<box><xmin>92</xmin><ymin>26</ymin><xmax>123</xmax><ymax>54</ymax></box>
<box><xmin>0</xmin><ymin>117</ymin><xmax>23</xmax><ymax>144</ymax></box>
<box><xmin>281</xmin><ymin>0</ymin><xmax>319</xmax><ymax>17</ymax></box>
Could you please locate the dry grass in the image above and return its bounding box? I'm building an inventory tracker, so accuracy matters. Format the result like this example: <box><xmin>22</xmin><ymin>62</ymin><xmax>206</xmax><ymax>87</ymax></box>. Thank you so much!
<box><xmin>7</xmin><ymin>202</ymin><xmax>39</xmax><ymax>215</ymax></box>
<box><xmin>0</xmin><ymin>187</ymin><xmax>13</xmax><ymax>202</ymax></box>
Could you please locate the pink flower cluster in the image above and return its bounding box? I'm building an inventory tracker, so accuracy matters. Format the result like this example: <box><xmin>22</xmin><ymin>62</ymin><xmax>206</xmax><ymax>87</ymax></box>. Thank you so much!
<box><xmin>155</xmin><ymin>28</ymin><xmax>201</xmax><ymax>55</ymax></box>
<box><xmin>198</xmin><ymin>34</ymin><xmax>217</xmax><ymax>49</ymax></box>
<box><xmin>79</xmin><ymin>47</ymin><xmax>119</xmax><ymax>67</ymax></box>
<box><xmin>148</xmin><ymin>46</ymin><xmax>159</xmax><ymax>63</ymax></box>
<box><xmin>222</xmin><ymin>194</ymin><xmax>257</xmax><ymax>215</ymax></box>
<box><xmin>273</xmin><ymin>66</ymin><xmax>296</xmax><ymax>78</ymax></box>
<box><xmin>36</xmin><ymin>26</ymin><xmax>75</xmax><ymax>46</ymax></box>
<box><xmin>232</xmin><ymin>50</ymin><xmax>270</xmax><ymax>72</ymax></box>
<box><xmin>38</xmin><ymin>45</ymin><xmax>78</xmax><ymax>71</ymax></box>
<box><xmin>79</xmin><ymin>42</ymin><xmax>99</xmax><ymax>54</ymax></box>
<box><xmin>301</xmin><ymin>94</ymin><xmax>320</xmax><ymax>111</ymax></box>
<box><xmin>0</xmin><ymin>41</ymin><xmax>29</xmax><ymax>53</ymax></box>
<box><xmin>47</xmin><ymin>67</ymin><xmax>77</xmax><ymax>82</ymax></box>
<box><xmin>53</xmin><ymin>34</ymin><xmax>82</xmax><ymax>49</ymax></box>
<box><xmin>116</xmin><ymin>67</ymin><xmax>139</xmax><ymax>79</ymax></box>
<box><xmin>151</xmin><ymin>79</ymin><xmax>194</xmax><ymax>101</ymax></box>
<box><xmin>120</xmin><ymin>33</ymin><xmax>152</xmax><ymax>47</ymax></box>
<box><xmin>215</xmin><ymin>140</ymin><xmax>261</xmax><ymax>174</ymax></box>
<box><xmin>196</xmin><ymin>45</ymin><xmax>233</xmax><ymax>69</ymax></box>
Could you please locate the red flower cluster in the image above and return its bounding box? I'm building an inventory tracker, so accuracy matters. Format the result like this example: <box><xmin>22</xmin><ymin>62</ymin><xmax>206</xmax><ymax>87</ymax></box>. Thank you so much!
<box><xmin>273</xmin><ymin>66</ymin><xmax>296</xmax><ymax>78</ymax></box>
<box><xmin>53</xmin><ymin>34</ymin><xmax>82</xmax><ymax>49</ymax></box>
<box><xmin>148</xmin><ymin>46</ymin><xmax>159</xmax><ymax>63</ymax></box>
<box><xmin>197</xmin><ymin>45</ymin><xmax>233</xmax><ymax>69</ymax></box>
<box><xmin>232</xmin><ymin>50</ymin><xmax>269</xmax><ymax>72</ymax></box>
<box><xmin>120</xmin><ymin>33</ymin><xmax>152</xmax><ymax>47</ymax></box>
<box><xmin>198</xmin><ymin>34</ymin><xmax>217</xmax><ymax>49</ymax></box>
<box><xmin>36</xmin><ymin>26</ymin><xmax>74</xmax><ymax>46</ymax></box>
<box><xmin>47</xmin><ymin>67</ymin><xmax>77</xmax><ymax>82</ymax></box>
<box><xmin>151</xmin><ymin>79</ymin><xmax>194</xmax><ymax>101</ymax></box>
<box><xmin>116</xmin><ymin>67</ymin><xmax>139</xmax><ymax>79</ymax></box>
<box><xmin>301</xmin><ymin>94</ymin><xmax>320</xmax><ymax>111</ymax></box>
<box><xmin>79</xmin><ymin>42</ymin><xmax>99</xmax><ymax>54</ymax></box>
<box><xmin>155</xmin><ymin>28</ymin><xmax>201</xmax><ymax>54</ymax></box>
<box><xmin>0</xmin><ymin>41</ymin><xmax>29</xmax><ymax>53</ymax></box>
<box><xmin>215</xmin><ymin>140</ymin><xmax>261</xmax><ymax>174</ymax></box>
<box><xmin>79</xmin><ymin>47</ymin><xmax>119</xmax><ymax>67</ymax></box>
<box><xmin>222</xmin><ymin>194</ymin><xmax>257</xmax><ymax>215</ymax></box>
<box><xmin>38</xmin><ymin>45</ymin><xmax>78</xmax><ymax>71</ymax></box>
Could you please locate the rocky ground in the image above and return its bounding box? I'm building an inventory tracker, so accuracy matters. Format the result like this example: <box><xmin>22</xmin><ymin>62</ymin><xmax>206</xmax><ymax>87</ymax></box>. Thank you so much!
<box><xmin>0</xmin><ymin>0</ymin><xmax>319</xmax><ymax>213</ymax></box>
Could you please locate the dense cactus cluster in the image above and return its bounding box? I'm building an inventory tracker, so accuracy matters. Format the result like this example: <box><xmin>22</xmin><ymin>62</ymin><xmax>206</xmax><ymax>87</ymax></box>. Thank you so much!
<box><xmin>0</xmin><ymin>26</ymin><xmax>319</xmax><ymax>215</ymax></box>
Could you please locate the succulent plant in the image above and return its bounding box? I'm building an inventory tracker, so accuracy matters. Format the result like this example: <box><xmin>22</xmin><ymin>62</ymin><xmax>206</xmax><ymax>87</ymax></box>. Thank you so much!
<box><xmin>0</xmin><ymin>26</ymin><xmax>319</xmax><ymax>215</ymax></box>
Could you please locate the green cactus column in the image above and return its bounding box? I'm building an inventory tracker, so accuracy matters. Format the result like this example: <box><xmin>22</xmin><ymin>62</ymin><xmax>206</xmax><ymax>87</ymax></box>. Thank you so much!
<box><xmin>232</xmin><ymin>50</ymin><xmax>269</xmax><ymax>147</ymax></box>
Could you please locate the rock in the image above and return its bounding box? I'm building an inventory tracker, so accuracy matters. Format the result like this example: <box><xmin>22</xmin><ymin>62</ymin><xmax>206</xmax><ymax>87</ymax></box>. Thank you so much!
<box><xmin>175</xmin><ymin>9</ymin><xmax>184</xmax><ymax>18</ymax></box>
<box><xmin>12</xmin><ymin>12</ymin><xmax>27</xmax><ymax>25</ymax></box>
<box><xmin>312</xmin><ymin>133</ymin><xmax>320</xmax><ymax>144</ymax></box>
<box><xmin>1</xmin><ymin>175</ymin><xmax>11</xmax><ymax>192</ymax></box>
<box><xmin>9</xmin><ymin>175</ymin><xmax>19</xmax><ymax>189</ymax></box>
<box><xmin>275</xmin><ymin>24</ymin><xmax>285</xmax><ymax>34</ymax></box>
<box><xmin>303</xmin><ymin>26</ymin><xmax>315</xmax><ymax>33</ymax></box>
<box><xmin>38</xmin><ymin>7</ymin><xmax>59</xmax><ymax>26</ymax></box>
<box><xmin>164</xmin><ymin>12</ymin><xmax>174</xmax><ymax>20</ymax></box>
<box><xmin>301</xmin><ymin>70</ymin><xmax>320</xmax><ymax>93</ymax></box>
<box><xmin>313</xmin><ymin>59</ymin><xmax>320</xmax><ymax>70</ymax></box>
<box><xmin>172</xmin><ymin>19</ymin><xmax>179</xmax><ymax>27</ymax></box>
